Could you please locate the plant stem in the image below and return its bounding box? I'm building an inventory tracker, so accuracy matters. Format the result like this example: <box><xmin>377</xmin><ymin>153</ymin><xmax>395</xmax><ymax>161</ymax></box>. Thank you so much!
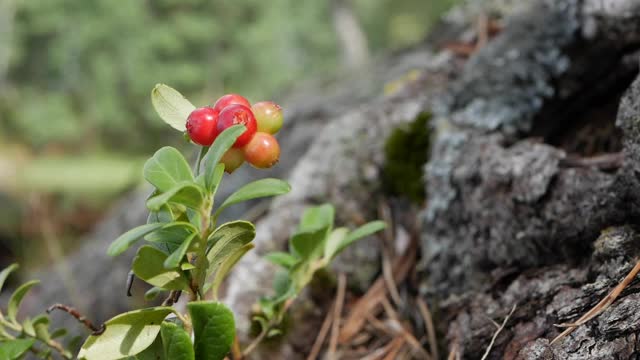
<box><xmin>0</xmin><ymin>319</ymin><xmax>72</xmax><ymax>359</ymax></box>
<box><xmin>191</xmin><ymin>199</ymin><xmax>214</xmax><ymax>301</ymax></box>
<box><xmin>45</xmin><ymin>339</ymin><xmax>72</xmax><ymax>359</ymax></box>
<box><xmin>241</xmin><ymin>325</ymin><xmax>269</xmax><ymax>357</ymax></box>
<box><xmin>174</xmin><ymin>311</ymin><xmax>192</xmax><ymax>335</ymax></box>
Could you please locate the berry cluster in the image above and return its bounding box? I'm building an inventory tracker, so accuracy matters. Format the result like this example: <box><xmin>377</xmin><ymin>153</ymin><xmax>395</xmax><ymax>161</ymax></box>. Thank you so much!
<box><xmin>185</xmin><ymin>94</ymin><xmax>283</xmax><ymax>172</ymax></box>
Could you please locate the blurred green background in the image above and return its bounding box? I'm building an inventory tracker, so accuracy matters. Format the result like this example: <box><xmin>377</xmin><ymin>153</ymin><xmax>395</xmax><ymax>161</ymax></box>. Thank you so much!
<box><xmin>0</xmin><ymin>0</ymin><xmax>458</xmax><ymax>267</ymax></box>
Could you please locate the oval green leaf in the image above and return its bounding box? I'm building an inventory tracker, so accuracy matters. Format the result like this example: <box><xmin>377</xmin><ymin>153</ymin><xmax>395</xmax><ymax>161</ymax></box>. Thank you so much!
<box><xmin>209</xmin><ymin>243</ymin><xmax>254</xmax><ymax>299</ymax></box>
<box><xmin>187</xmin><ymin>301</ymin><xmax>235</xmax><ymax>360</ymax></box>
<box><xmin>214</xmin><ymin>178</ymin><xmax>290</xmax><ymax>219</ymax></box>
<box><xmin>163</xmin><ymin>232</ymin><xmax>198</xmax><ymax>270</ymax></box>
<box><xmin>203</xmin><ymin>125</ymin><xmax>245</xmax><ymax>192</ymax></box>
<box><xmin>108</xmin><ymin>223</ymin><xmax>165</xmax><ymax>257</ymax></box>
<box><xmin>298</xmin><ymin>204</ymin><xmax>334</xmax><ymax>234</ymax></box>
<box><xmin>206</xmin><ymin>221</ymin><xmax>255</xmax><ymax>279</ymax></box>
<box><xmin>146</xmin><ymin>182</ymin><xmax>205</xmax><ymax>211</ymax></box>
<box><xmin>332</xmin><ymin>221</ymin><xmax>386</xmax><ymax>259</ymax></box>
<box><xmin>132</xmin><ymin>246</ymin><xmax>189</xmax><ymax>291</ymax></box>
<box><xmin>8</xmin><ymin>280</ymin><xmax>39</xmax><ymax>322</ymax></box>
<box><xmin>78</xmin><ymin>307</ymin><xmax>174</xmax><ymax>360</ymax></box>
<box><xmin>144</xmin><ymin>147</ymin><xmax>194</xmax><ymax>193</ymax></box>
<box><xmin>145</xmin><ymin>222</ymin><xmax>197</xmax><ymax>254</ymax></box>
<box><xmin>144</xmin><ymin>287</ymin><xmax>164</xmax><ymax>302</ymax></box>
<box><xmin>161</xmin><ymin>322</ymin><xmax>195</xmax><ymax>360</ymax></box>
<box><xmin>264</xmin><ymin>252</ymin><xmax>298</xmax><ymax>269</ymax></box>
<box><xmin>289</xmin><ymin>227</ymin><xmax>327</xmax><ymax>260</ymax></box>
<box><xmin>128</xmin><ymin>333</ymin><xmax>166</xmax><ymax>360</ymax></box>
<box><xmin>0</xmin><ymin>263</ymin><xmax>18</xmax><ymax>294</ymax></box>
<box><xmin>151</xmin><ymin>84</ymin><xmax>195</xmax><ymax>132</ymax></box>
<box><xmin>0</xmin><ymin>339</ymin><xmax>35</xmax><ymax>360</ymax></box>
<box><xmin>32</xmin><ymin>314</ymin><xmax>51</xmax><ymax>342</ymax></box>
<box><xmin>322</xmin><ymin>227</ymin><xmax>349</xmax><ymax>261</ymax></box>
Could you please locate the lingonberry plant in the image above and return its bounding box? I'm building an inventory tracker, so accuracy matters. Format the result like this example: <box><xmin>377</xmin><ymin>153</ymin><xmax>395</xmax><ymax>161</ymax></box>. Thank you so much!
<box><xmin>0</xmin><ymin>84</ymin><xmax>385</xmax><ymax>360</ymax></box>
<box><xmin>0</xmin><ymin>265</ymin><xmax>75</xmax><ymax>359</ymax></box>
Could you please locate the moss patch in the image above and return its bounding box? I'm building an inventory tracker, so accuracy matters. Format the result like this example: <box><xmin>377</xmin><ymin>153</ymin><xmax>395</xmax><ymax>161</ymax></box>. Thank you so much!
<box><xmin>382</xmin><ymin>112</ymin><xmax>431</xmax><ymax>203</ymax></box>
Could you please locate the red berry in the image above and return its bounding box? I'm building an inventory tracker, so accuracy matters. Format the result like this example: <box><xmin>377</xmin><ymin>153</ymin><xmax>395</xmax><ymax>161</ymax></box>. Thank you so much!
<box><xmin>186</xmin><ymin>107</ymin><xmax>219</xmax><ymax>146</ymax></box>
<box><xmin>252</xmin><ymin>101</ymin><xmax>283</xmax><ymax>134</ymax></box>
<box><xmin>212</xmin><ymin>94</ymin><xmax>251</xmax><ymax>113</ymax></box>
<box><xmin>243</xmin><ymin>132</ymin><xmax>280</xmax><ymax>169</ymax></box>
<box><xmin>220</xmin><ymin>148</ymin><xmax>245</xmax><ymax>173</ymax></box>
<box><xmin>216</xmin><ymin>104</ymin><xmax>257</xmax><ymax>148</ymax></box>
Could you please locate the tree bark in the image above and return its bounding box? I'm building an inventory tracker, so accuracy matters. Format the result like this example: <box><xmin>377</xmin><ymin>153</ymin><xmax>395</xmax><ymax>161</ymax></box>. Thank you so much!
<box><xmin>423</xmin><ymin>0</ymin><xmax>640</xmax><ymax>358</ymax></box>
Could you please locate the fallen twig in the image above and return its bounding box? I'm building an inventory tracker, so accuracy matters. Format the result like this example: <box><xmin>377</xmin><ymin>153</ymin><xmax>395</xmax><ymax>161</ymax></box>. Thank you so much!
<box><xmin>380</xmin><ymin>297</ymin><xmax>431</xmax><ymax>360</ymax></box>
<box><xmin>551</xmin><ymin>259</ymin><xmax>640</xmax><ymax>344</ymax></box>
<box><xmin>307</xmin><ymin>302</ymin><xmax>335</xmax><ymax>360</ymax></box>
<box><xmin>480</xmin><ymin>304</ymin><xmax>517</xmax><ymax>360</ymax></box>
<box><xmin>417</xmin><ymin>297</ymin><xmax>439</xmax><ymax>360</ymax></box>
<box><xmin>328</xmin><ymin>273</ymin><xmax>347</xmax><ymax>360</ymax></box>
<box><xmin>339</xmin><ymin>238</ymin><xmax>417</xmax><ymax>342</ymax></box>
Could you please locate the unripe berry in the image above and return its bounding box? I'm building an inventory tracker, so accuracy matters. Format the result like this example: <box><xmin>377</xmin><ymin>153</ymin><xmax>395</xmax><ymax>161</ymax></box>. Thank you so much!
<box><xmin>220</xmin><ymin>148</ymin><xmax>245</xmax><ymax>173</ymax></box>
<box><xmin>186</xmin><ymin>107</ymin><xmax>219</xmax><ymax>146</ymax></box>
<box><xmin>212</xmin><ymin>94</ymin><xmax>251</xmax><ymax>113</ymax></box>
<box><xmin>252</xmin><ymin>101</ymin><xmax>283</xmax><ymax>134</ymax></box>
<box><xmin>216</xmin><ymin>104</ymin><xmax>257</xmax><ymax>148</ymax></box>
<box><xmin>243</xmin><ymin>132</ymin><xmax>280</xmax><ymax>169</ymax></box>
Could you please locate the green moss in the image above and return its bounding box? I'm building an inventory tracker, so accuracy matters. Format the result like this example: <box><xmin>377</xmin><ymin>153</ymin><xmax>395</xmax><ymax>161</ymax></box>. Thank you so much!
<box><xmin>382</xmin><ymin>112</ymin><xmax>431</xmax><ymax>203</ymax></box>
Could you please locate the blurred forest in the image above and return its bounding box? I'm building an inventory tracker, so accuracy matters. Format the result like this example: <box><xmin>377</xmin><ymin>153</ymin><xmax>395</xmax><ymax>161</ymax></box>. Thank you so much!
<box><xmin>0</xmin><ymin>0</ymin><xmax>457</xmax><ymax>268</ymax></box>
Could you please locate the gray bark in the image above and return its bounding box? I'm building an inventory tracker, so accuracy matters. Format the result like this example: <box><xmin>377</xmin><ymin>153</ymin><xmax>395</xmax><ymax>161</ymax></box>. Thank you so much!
<box><xmin>422</xmin><ymin>0</ymin><xmax>640</xmax><ymax>358</ymax></box>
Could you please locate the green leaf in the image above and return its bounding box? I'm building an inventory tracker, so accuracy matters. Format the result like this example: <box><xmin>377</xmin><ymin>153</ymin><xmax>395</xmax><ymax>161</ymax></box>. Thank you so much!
<box><xmin>208</xmin><ymin>163</ymin><xmax>225</xmax><ymax>199</ymax></box>
<box><xmin>188</xmin><ymin>301</ymin><xmax>235</xmax><ymax>360</ymax></box>
<box><xmin>151</xmin><ymin>84</ymin><xmax>195</xmax><ymax>132</ymax></box>
<box><xmin>128</xmin><ymin>333</ymin><xmax>166</xmax><ymax>360</ymax></box>
<box><xmin>264</xmin><ymin>252</ymin><xmax>298</xmax><ymax>269</ymax></box>
<box><xmin>290</xmin><ymin>261</ymin><xmax>324</xmax><ymax>294</ymax></box>
<box><xmin>213</xmin><ymin>178</ymin><xmax>291</xmax><ymax>219</ymax></box>
<box><xmin>205</xmin><ymin>221</ymin><xmax>255</xmax><ymax>279</ymax></box>
<box><xmin>332</xmin><ymin>221</ymin><xmax>386</xmax><ymax>259</ymax></box>
<box><xmin>144</xmin><ymin>287</ymin><xmax>164</xmax><ymax>302</ymax></box>
<box><xmin>323</xmin><ymin>227</ymin><xmax>349</xmax><ymax>261</ymax></box>
<box><xmin>78</xmin><ymin>307</ymin><xmax>174</xmax><ymax>360</ymax></box>
<box><xmin>0</xmin><ymin>339</ymin><xmax>35</xmax><ymax>360</ymax></box>
<box><xmin>147</xmin><ymin>204</ymin><xmax>175</xmax><ymax>224</ymax></box>
<box><xmin>298</xmin><ymin>204</ymin><xmax>335</xmax><ymax>234</ymax></box>
<box><xmin>144</xmin><ymin>147</ymin><xmax>194</xmax><ymax>193</ymax></box>
<box><xmin>21</xmin><ymin>317</ymin><xmax>35</xmax><ymax>337</ymax></box>
<box><xmin>164</xmin><ymin>232</ymin><xmax>198</xmax><ymax>269</ymax></box>
<box><xmin>108</xmin><ymin>223</ymin><xmax>165</xmax><ymax>257</ymax></box>
<box><xmin>146</xmin><ymin>181</ymin><xmax>205</xmax><ymax>211</ymax></box>
<box><xmin>203</xmin><ymin>125</ymin><xmax>245</xmax><ymax>191</ymax></box>
<box><xmin>161</xmin><ymin>322</ymin><xmax>195</xmax><ymax>360</ymax></box>
<box><xmin>272</xmin><ymin>270</ymin><xmax>294</xmax><ymax>301</ymax></box>
<box><xmin>289</xmin><ymin>227</ymin><xmax>327</xmax><ymax>260</ymax></box>
<box><xmin>32</xmin><ymin>315</ymin><xmax>51</xmax><ymax>342</ymax></box>
<box><xmin>0</xmin><ymin>263</ymin><xmax>18</xmax><ymax>293</ymax></box>
<box><xmin>51</xmin><ymin>328</ymin><xmax>68</xmax><ymax>339</ymax></box>
<box><xmin>186</xmin><ymin>208</ymin><xmax>204</xmax><ymax>232</ymax></box>
<box><xmin>145</xmin><ymin>222</ymin><xmax>197</xmax><ymax>254</ymax></box>
<box><xmin>133</xmin><ymin>246</ymin><xmax>189</xmax><ymax>291</ymax></box>
<box><xmin>8</xmin><ymin>280</ymin><xmax>39</xmax><ymax>322</ymax></box>
<box><xmin>181</xmin><ymin>263</ymin><xmax>196</xmax><ymax>271</ymax></box>
<box><xmin>210</xmin><ymin>243</ymin><xmax>254</xmax><ymax>299</ymax></box>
